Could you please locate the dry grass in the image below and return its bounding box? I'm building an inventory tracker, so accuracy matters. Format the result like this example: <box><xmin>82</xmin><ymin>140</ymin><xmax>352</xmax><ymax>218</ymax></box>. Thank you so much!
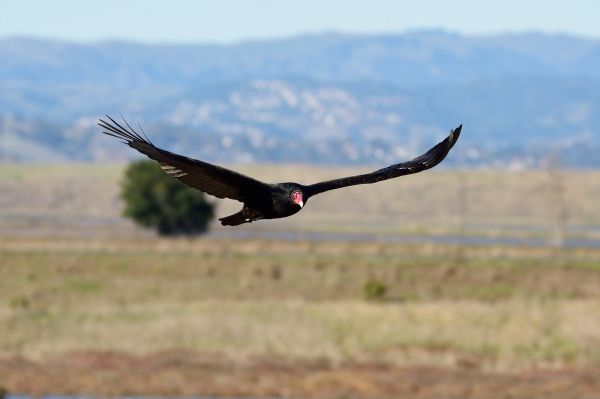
<box><xmin>2</xmin><ymin>297</ymin><xmax>600</xmax><ymax>369</ymax></box>
<box><xmin>1</xmin><ymin>237</ymin><xmax>600</xmax><ymax>304</ymax></box>
<box><xmin>1</xmin><ymin>163</ymin><xmax>600</xmax><ymax>375</ymax></box>
<box><xmin>1</xmin><ymin>163</ymin><xmax>600</xmax><ymax>239</ymax></box>
<box><xmin>1</xmin><ymin>237</ymin><xmax>600</xmax><ymax>369</ymax></box>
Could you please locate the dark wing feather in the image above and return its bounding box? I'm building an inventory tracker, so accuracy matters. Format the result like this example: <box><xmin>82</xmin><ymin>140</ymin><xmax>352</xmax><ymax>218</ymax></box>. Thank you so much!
<box><xmin>98</xmin><ymin>115</ymin><xmax>272</xmax><ymax>205</ymax></box>
<box><xmin>307</xmin><ymin>125</ymin><xmax>462</xmax><ymax>196</ymax></box>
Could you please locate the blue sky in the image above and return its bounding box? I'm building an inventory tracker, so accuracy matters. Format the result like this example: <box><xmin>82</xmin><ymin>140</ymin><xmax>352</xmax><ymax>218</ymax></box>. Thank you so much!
<box><xmin>1</xmin><ymin>0</ymin><xmax>599</xmax><ymax>43</ymax></box>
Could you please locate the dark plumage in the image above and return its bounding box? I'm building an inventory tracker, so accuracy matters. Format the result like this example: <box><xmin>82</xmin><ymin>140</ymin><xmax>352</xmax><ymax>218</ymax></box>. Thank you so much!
<box><xmin>98</xmin><ymin>116</ymin><xmax>461</xmax><ymax>226</ymax></box>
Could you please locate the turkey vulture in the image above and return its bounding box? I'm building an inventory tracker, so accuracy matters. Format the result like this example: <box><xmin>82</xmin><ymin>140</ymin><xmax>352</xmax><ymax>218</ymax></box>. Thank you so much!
<box><xmin>98</xmin><ymin>116</ymin><xmax>461</xmax><ymax>226</ymax></box>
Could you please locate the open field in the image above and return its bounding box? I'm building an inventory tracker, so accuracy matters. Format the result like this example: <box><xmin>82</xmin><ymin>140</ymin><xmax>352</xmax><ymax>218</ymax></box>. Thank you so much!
<box><xmin>1</xmin><ymin>237</ymin><xmax>600</xmax><ymax>366</ymax></box>
<box><xmin>1</xmin><ymin>164</ymin><xmax>600</xmax><ymax>398</ymax></box>
<box><xmin>2</xmin><ymin>237</ymin><xmax>600</xmax><ymax>305</ymax></box>
<box><xmin>1</xmin><ymin>236</ymin><xmax>600</xmax><ymax>398</ymax></box>
<box><xmin>2</xmin><ymin>164</ymin><xmax>600</xmax><ymax>242</ymax></box>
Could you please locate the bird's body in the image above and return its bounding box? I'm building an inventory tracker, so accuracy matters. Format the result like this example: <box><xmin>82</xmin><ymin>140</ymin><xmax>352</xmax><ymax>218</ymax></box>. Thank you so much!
<box><xmin>99</xmin><ymin>116</ymin><xmax>461</xmax><ymax>226</ymax></box>
<box><xmin>219</xmin><ymin>182</ymin><xmax>305</xmax><ymax>225</ymax></box>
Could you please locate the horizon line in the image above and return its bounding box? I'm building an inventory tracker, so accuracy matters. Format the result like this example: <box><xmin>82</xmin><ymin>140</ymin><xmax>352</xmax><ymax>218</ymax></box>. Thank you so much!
<box><xmin>1</xmin><ymin>28</ymin><xmax>599</xmax><ymax>46</ymax></box>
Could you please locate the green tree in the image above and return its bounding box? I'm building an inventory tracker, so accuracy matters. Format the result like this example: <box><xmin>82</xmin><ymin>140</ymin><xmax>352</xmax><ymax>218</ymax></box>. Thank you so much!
<box><xmin>121</xmin><ymin>160</ymin><xmax>215</xmax><ymax>236</ymax></box>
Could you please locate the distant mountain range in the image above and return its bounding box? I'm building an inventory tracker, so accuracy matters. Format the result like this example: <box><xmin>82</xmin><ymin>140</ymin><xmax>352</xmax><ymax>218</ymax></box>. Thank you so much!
<box><xmin>1</xmin><ymin>31</ymin><xmax>599</xmax><ymax>167</ymax></box>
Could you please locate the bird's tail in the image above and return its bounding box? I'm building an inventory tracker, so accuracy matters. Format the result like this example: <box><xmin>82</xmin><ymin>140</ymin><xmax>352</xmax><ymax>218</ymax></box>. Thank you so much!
<box><xmin>219</xmin><ymin>211</ymin><xmax>248</xmax><ymax>226</ymax></box>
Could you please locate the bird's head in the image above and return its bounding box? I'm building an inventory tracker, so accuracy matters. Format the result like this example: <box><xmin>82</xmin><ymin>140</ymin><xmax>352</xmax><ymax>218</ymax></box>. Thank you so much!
<box><xmin>290</xmin><ymin>189</ymin><xmax>304</xmax><ymax>208</ymax></box>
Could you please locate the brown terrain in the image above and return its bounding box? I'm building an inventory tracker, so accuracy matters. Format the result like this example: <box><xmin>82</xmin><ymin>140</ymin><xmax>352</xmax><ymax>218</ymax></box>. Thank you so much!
<box><xmin>1</xmin><ymin>165</ymin><xmax>599</xmax><ymax>398</ymax></box>
<box><xmin>2</xmin><ymin>352</ymin><xmax>600</xmax><ymax>399</ymax></box>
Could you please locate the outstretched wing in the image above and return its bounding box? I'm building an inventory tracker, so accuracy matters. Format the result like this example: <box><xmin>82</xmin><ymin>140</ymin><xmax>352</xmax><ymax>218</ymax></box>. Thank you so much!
<box><xmin>98</xmin><ymin>115</ymin><xmax>272</xmax><ymax>205</ymax></box>
<box><xmin>307</xmin><ymin>125</ymin><xmax>462</xmax><ymax>196</ymax></box>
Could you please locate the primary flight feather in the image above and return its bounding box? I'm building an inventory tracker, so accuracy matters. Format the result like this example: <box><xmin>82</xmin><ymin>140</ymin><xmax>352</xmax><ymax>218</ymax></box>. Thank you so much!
<box><xmin>98</xmin><ymin>116</ymin><xmax>461</xmax><ymax>226</ymax></box>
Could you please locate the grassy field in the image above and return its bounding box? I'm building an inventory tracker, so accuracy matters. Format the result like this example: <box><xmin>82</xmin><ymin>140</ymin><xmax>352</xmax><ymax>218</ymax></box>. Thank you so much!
<box><xmin>1</xmin><ymin>237</ymin><xmax>599</xmax><ymax>369</ymax></box>
<box><xmin>1</xmin><ymin>164</ymin><xmax>600</xmax><ymax>398</ymax></box>
<box><xmin>1</xmin><ymin>163</ymin><xmax>600</xmax><ymax>240</ymax></box>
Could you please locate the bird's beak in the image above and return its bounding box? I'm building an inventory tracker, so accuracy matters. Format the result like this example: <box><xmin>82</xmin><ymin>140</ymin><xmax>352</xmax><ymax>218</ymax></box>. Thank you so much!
<box><xmin>298</xmin><ymin>200</ymin><xmax>304</xmax><ymax>208</ymax></box>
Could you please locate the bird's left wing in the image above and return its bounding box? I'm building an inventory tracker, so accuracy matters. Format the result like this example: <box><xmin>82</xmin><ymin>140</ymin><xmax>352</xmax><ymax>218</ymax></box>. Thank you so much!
<box><xmin>307</xmin><ymin>125</ymin><xmax>462</xmax><ymax>196</ymax></box>
<box><xmin>98</xmin><ymin>116</ymin><xmax>272</xmax><ymax>205</ymax></box>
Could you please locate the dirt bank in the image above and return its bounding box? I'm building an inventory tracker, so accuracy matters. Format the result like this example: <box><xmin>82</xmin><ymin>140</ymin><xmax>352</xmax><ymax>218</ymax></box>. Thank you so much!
<box><xmin>1</xmin><ymin>351</ymin><xmax>599</xmax><ymax>399</ymax></box>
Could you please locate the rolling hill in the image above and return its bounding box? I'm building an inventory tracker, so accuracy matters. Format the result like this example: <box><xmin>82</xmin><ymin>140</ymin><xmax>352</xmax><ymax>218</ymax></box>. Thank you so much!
<box><xmin>1</xmin><ymin>31</ymin><xmax>599</xmax><ymax>166</ymax></box>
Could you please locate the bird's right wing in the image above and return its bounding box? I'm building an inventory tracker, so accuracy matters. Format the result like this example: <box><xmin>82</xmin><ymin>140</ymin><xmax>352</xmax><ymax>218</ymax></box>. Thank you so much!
<box><xmin>98</xmin><ymin>116</ymin><xmax>272</xmax><ymax>205</ymax></box>
<box><xmin>307</xmin><ymin>125</ymin><xmax>461</xmax><ymax>196</ymax></box>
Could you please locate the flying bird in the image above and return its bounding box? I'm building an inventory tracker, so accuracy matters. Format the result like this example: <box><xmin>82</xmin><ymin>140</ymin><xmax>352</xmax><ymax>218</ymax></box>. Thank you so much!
<box><xmin>98</xmin><ymin>116</ymin><xmax>461</xmax><ymax>226</ymax></box>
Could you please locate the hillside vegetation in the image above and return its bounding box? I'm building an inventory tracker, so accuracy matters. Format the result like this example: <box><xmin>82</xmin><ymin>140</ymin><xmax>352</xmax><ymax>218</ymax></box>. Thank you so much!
<box><xmin>2</xmin><ymin>32</ymin><xmax>599</xmax><ymax>165</ymax></box>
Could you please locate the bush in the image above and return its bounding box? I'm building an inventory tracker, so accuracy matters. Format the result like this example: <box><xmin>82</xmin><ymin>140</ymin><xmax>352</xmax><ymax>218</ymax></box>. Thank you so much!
<box><xmin>121</xmin><ymin>160</ymin><xmax>215</xmax><ymax>236</ymax></box>
<box><xmin>363</xmin><ymin>278</ymin><xmax>388</xmax><ymax>301</ymax></box>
